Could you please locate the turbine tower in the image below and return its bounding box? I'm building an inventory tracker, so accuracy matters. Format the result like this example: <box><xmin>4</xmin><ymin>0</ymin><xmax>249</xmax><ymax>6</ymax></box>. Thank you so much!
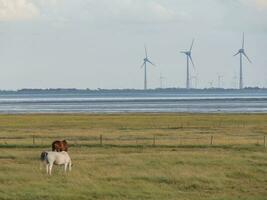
<box><xmin>160</xmin><ymin>73</ymin><xmax>165</xmax><ymax>89</ymax></box>
<box><xmin>181</xmin><ymin>39</ymin><xmax>195</xmax><ymax>89</ymax></box>
<box><xmin>234</xmin><ymin>33</ymin><xmax>252</xmax><ymax>89</ymax></box>
<box><xmin>140</xmin><ymin>46</ymin><xmax>155</xmax><ymax>90</ymax></box>
<box><xmin>217</xmin><ymin>75</ymin><xmax>223</xmax><ymax>88</ymax></box>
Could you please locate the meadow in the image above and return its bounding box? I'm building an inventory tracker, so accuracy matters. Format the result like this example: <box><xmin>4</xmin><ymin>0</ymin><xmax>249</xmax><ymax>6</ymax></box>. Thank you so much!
<box><xmin>0</xmin><ymin>113</ymin><xmax>267</xmax><ymax>200</ymax></box>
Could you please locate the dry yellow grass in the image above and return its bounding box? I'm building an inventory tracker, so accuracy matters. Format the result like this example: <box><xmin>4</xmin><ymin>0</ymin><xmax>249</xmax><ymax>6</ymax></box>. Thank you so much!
<box><xmin>0</xmin><ymin>113</ymin><xmax>266</xmax><ymax>147</ymax></box>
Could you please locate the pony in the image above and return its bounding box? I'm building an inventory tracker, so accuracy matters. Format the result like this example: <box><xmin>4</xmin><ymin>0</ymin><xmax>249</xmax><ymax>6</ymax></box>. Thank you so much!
<box><xmin>40</xmin><ymin>151</ymin><xmax>72</xmax><ymax>175</ymax></box>
<box><xmin>52</xmin><ymin>140</ymin><xmax>68</xmax><ymax>152</ymax></box>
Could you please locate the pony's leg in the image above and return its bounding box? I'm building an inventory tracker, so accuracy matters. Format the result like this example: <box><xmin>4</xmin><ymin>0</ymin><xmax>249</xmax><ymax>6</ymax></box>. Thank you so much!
<box><xmin>49</xmin><ymin>163</ymin><xmax>53</xmax><ymax>175</ymax></box>
<box><xmin>69</xmin><ymin>161</ymin><xmax>72</xmax><ymax>172</ymax></box>
<box><xmin>64</xmin><ymin>163</ymin><xmax>68</xmax><ymax>173</ymax></box>
<box><xmin>46</xmin><ymin>164</ymin><xmax>49</xmax><ymax>174</ymax></box>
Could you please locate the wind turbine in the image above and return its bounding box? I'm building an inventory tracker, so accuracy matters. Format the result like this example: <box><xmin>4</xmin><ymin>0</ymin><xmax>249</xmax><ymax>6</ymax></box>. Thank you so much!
<box><xmin>140</xmin><ymin>46</ymin><xmax>155</xmax><ymax>90</ymax></box>
<box><xmin>217</xmin><ymin>74</ymin><xmax>223</xmax><ymax>88</ymax></box>
<box><xmin>181</xmin><ymin>39</ymin><xmax>195</xmax><ymax>89</ymax></box>
<box><xmin>191</xmin><ymin>73</ymin><xmax>198</xmax><ymax>89</ymax></box>
<box><xmin>234</xmin><ymin>33</ymin><xmax>252</xmax><ymax>89</ymax></box>
<box><xmin>160</xmin><ymin>73</ymin><xmax>165</xmax><ymax>89</ymax></box>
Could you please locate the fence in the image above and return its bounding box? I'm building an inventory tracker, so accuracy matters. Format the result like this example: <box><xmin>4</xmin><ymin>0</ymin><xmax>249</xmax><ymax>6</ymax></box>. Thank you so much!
<box><xmin>0</xmin><ymin>135</ymin><xmax>266</xmax><ymax>148</ymax></box>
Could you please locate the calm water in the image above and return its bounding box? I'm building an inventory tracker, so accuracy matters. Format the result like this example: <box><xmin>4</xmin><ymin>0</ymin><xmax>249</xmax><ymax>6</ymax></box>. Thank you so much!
<box><xmin>0</xmin><ymin>90</ymin><xmax>267</xmax><ymax>113</ymax></box>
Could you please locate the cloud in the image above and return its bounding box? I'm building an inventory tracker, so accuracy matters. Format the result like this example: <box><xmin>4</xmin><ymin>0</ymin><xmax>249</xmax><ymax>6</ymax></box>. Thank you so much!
<box><xmin>54</xmin><ymin>0</ymin><xmax>179</xmax><ymax>23</ymax></box>
<box><xmin>0</xmin><ymin>0</ymin><xmax>192</xmax><ymax>24</ymax></box>
<box><xmin>97</xmin><ymin>0</ymin><xmax>177</xmax><ymax>23</ymax></box>
<box><xmin>239</xmin><ymin>0</ymin><xmax>267</xmax><ymax>10</ymax></box>
<box><xmin>47</xmin><ymin>0</ymin><xmax>179</xmax><ymax>23</ymax></box>
<box><xmin>0</xmin><ymin>0</ymin><xmax>265</xmax><ymax>29</ymax></box>
<box><xmin>0</xmin><ymin>0</ymin><xmax>40</xmax><ymax>21</ymax></box>
<box><xmin>38</xmin><ymin>0</ymin><xmax>62</xmax><ymax>7</ymax></box>
<box><xmin>0</xmin><ymin>0</ymin><xmax>179</xmax><ymax>24</ymax></box>
<box><xmin>254</xmin><ymin>0</ymin><xmax>267</xmax><ymax>9</ymax></box>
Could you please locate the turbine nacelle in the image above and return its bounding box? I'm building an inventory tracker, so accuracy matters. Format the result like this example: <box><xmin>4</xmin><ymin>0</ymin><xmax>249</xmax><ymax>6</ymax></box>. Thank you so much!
<box><xmin>238</xmin><ymin>49</ymin><xmax>245</xmax><ymax>54</ymax></box>
<box><xmin>181</xmin><ymin>51</ymin><xmax>191</xmax><ymax>56</ymax></box>
<box><xmin>234</xmin><ymin>49</ymin><xmax>251</xmax><ymax>63</ymax></box>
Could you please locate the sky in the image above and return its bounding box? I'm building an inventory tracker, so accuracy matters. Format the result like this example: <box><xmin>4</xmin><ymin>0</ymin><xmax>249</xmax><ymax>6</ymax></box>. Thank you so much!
<box><xmin>0</xmin><ymin>0</ymin><xmax>266</xmax><ymax>90</ymax></box>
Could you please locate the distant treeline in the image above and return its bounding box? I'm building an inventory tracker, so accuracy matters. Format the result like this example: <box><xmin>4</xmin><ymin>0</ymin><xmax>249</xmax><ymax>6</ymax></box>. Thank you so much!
<box><xmin>0</xmin><ymin>87</ymin><xmax>266</xmax><ymax>94</ymax></box>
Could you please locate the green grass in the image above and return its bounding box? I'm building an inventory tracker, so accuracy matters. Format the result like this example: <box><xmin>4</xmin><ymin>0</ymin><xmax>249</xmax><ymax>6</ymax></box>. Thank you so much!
<box><xmin>0</xmin><ymin>114</ymin><xmax>267</xmax><ymax>200</ymax></box>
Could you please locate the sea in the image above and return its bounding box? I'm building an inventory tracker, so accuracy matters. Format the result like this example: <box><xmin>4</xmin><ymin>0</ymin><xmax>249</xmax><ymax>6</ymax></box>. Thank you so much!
<box><xmin>0</xmin><ymin>89</ymin><xmax>267</xmax><ymax>114</ymax></box>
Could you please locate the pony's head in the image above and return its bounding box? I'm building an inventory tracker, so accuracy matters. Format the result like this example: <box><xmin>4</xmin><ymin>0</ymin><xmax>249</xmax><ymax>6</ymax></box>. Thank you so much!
<box><xmin>40</xmin><ymin>151</ymin><xmax>48</xmax><ymax>161</ymax></box>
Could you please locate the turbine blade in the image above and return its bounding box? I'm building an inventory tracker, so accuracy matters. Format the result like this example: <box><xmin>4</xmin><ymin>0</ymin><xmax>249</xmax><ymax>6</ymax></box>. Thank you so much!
<box><xmin>243</xmin><ymin>52</ymin><xmax>252</xmax><ymax>63</ymax></box>
<box><xmin>189</xmin><ymin>55</ymin><xmax>195</xmax><ymax>69</ymax></box>
<box><xmin>242</xmin><ymin>32</ymin><xmax>245</xmax><ymax>49</ymax></box>
<box><xmin>144</xmin><ymin>45</ymin><xmax>148</xmax><ymax>58</ymax></box>
<box><xmin>180</xmin><ymin>51</ymin><xmax>187</xmax><ymax>54</ymax></box>
<box><xmin>190</xmin><ymin>39</ymin><xmax>195</xmax><ymax>51</ymax></box>
<box><xmin>233</xmin><ymin>52</ymin><xmax>240</xmax><ymax>56</ymax></box>
<box><xmin>147</xmin><ymin>59</ymin><xmax>156</xmax><ymax>66</ymax></box>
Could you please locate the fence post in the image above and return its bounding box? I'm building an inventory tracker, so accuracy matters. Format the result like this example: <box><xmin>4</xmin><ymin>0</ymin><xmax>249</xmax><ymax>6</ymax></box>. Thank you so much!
<box><xmin>100</xmin><ymin>135</ymin><xmax>103</xmax><ymax>146</ymax></box>
<box><xmin>32</xmin><ymin>135</ymin><xmax>35</xmax><ymax>145</ymax></box>
<box><xmin>210</xmin><ymin>136</ymin><xmax>214</xmax><ymax>146</ymax></box>
<box><xmin>153</xmin><ymin>135</ymin><xmax>156</xmax><ymax>147</ymax></box>
<box><xmin>264</xmin><ymin>136</ymin><xmax>266</xmax><ymax>148</ymax></box>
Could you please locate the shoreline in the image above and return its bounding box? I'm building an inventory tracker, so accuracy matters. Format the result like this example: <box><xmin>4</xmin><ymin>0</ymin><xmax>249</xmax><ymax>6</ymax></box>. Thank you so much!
<box><xmin>1</xmin><ymin>112</ymin><xmax>267</xmax><ymax>115</ymax></box>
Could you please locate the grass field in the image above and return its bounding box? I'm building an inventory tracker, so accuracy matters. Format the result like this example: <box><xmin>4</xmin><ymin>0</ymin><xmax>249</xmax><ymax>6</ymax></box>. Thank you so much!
<box><xmin>0</xmin><ymin>113</ymin><xmax>267</xmax><ymax>200</ymax></box>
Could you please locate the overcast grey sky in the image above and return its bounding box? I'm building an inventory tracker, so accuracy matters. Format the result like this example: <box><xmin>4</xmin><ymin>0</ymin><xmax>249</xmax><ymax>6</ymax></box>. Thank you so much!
<box><xmin>0</xmin><ymin>0</ymin><xmax>266</xmax><ymax>90</ymax></box>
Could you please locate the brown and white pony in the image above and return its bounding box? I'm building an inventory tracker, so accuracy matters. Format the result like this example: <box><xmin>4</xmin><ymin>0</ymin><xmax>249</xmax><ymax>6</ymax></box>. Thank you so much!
<box><xmin>40</xmin><ymin>151</ymin><xmax>72</xmax><ymax>175</ymax></box>
<box><xmin>52</xmin><ymin>140</ymin><xmax>68</xmax><ymax>152</ymax></box>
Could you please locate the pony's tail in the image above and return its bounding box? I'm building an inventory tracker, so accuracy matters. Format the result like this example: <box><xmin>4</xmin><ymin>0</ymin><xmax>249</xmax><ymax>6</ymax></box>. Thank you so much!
<box><xmin>40</xmin><ymin>152</ymin><xmax>48</xmax><ymax>162</ymax></box>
